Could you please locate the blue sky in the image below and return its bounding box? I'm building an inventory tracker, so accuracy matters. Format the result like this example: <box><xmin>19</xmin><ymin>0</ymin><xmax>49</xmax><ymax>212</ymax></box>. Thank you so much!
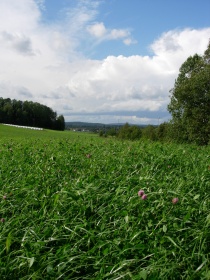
<box><xmin>0</xmin><ymin>0</ymin><xmax>210</xmax><ymax>124</ymax></box>
<box><xmin>41</xmin><ymin>0</ymin><xmax>210</xmax><ymax>58</ymax></box>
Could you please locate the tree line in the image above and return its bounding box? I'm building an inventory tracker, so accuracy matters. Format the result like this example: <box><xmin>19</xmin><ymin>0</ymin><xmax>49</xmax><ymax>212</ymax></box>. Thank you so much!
<box><xmin>0</xmin><ymin>98</ymin><xmax>65</xmax><ymax>131</ymax></box>
<box><xmin>99</xmin><ymin>123</ymin><xmax>168</xmax><ymax>141</ymax></box>
<box><xmin>101</xmin><ymin>41</ymin><xmax>210</xmax><ymax>145</ymax></box>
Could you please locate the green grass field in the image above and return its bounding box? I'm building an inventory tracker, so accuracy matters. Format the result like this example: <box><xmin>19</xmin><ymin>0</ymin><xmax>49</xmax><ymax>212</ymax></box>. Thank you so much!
<box><xmin>0</xmin><ymin>124</ymin><xmax>97</xmax><ymax>140</ymax></box>
<box><xmin>0</xmin><ymin>124</ymin><xmax>209</xmax><ymax>279</ymax></box>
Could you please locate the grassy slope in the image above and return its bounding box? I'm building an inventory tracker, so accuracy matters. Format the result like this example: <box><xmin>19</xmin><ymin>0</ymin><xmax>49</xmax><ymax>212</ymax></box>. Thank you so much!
<box><xmin>0</xmin><ymin>125</ymin><xmax>209</xmax><ymax>279</ymax></box>
<box><xmin>0</xmin><ymin>124</ymin><xmax>98</xmax><ymax>140</ymax></box>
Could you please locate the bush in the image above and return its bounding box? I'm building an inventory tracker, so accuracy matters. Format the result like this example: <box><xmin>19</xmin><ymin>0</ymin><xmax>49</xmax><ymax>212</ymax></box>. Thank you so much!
<box><xmin>142</xmin><ymin>125</ymin><xmax>157</xmax><ymax>141</ymax></box>
<box><xmin>117</xmin><ymin>123</ymin><xmax>142</xmax><ymax>140</ymax></box>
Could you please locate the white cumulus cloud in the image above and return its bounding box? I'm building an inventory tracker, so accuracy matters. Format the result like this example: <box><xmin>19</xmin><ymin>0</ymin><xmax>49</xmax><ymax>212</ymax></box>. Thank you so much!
<box><xmin>87</xmin><ymin>21</ymin><xmax>135</xmax><ymax>45</ymax></box>
<box><xmin>87</xmin><ymin>22</ymin><xmax>107</xmax><ymax>37</ymax></box>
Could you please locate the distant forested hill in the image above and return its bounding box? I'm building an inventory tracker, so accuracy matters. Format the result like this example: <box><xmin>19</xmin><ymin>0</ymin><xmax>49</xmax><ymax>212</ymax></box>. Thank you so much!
<box><xmin>65</xmin><ymin>121</ymin><xmax>148</xmax><ymax>132</ymax></box>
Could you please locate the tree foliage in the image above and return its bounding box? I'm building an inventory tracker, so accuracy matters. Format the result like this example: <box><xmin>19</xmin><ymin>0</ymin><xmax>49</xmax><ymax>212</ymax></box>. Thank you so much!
<box><xmin>168</xmin><ymin>42</ymin><xmax>210</xmax><ymax>145</ymax></box>
<box><xmin>117</xmin><ymin>123</ymin><xmax>142</xmax><ymax>140</ymax></box>
<box><xmin>141</xmin><ymin>125</ymin><xmax>157</xmax><ymax>141</ymax></box>
<box><xmin>0</xmin><ymin>98</ymin><xmax>65</xmax><ymax>131</ymax></box>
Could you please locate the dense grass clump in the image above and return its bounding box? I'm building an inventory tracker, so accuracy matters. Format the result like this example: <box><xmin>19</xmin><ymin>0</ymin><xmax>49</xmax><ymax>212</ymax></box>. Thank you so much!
<box><xmin>0</xmin><ymin>125</ymin><xmax>209</xmax><ymax>279</ymax></box>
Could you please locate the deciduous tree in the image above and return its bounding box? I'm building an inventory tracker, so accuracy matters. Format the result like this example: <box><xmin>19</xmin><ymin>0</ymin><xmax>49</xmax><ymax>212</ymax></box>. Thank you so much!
<box><xmin>168</xmin><ymin>42</ymin><xmax>210</xmax><ymax>145</ymax></box>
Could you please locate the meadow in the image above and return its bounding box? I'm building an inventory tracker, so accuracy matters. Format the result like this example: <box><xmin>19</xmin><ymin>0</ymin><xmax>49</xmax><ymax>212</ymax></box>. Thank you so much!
<box><xmin>0</xmin><ymin>124</ymin><xmax>209</xmax><ymax>279</ymax></box>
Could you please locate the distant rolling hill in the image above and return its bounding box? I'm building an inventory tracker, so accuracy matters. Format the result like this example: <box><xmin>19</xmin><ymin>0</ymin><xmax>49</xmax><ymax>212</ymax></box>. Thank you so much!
<box><xmin>65</xmin><ymin>121</ymin><xmax>149</xmax><ymax>129</ymax></box>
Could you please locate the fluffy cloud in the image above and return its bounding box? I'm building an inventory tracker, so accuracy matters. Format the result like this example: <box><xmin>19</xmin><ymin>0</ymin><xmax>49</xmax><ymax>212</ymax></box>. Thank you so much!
<box><xmin>87</xmin><ymin>22</ymin><xmax>136</xmax><ymax>45</ymax></box>
<box><xmin>87</xmin><ymin>22</ymin><xmax>107</xmax><ymax>38</ymax></box>
<box><xmin>0</xmin><ymin>0</ymin><xmax>209</xmax><ymax>124</ymax></box>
